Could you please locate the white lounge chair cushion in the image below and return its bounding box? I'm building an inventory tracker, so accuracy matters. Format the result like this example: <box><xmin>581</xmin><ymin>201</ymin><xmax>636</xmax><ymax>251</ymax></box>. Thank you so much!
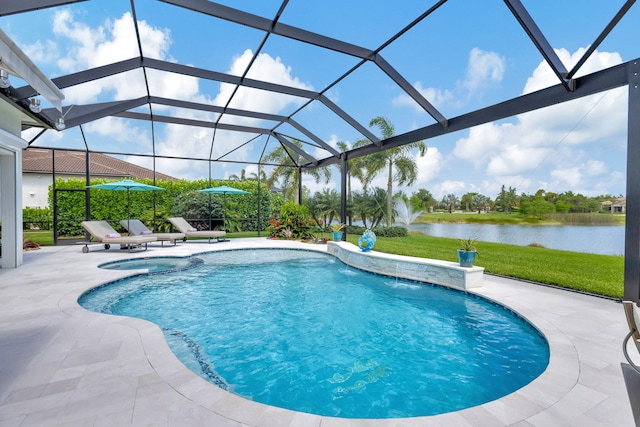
<box><xmin>167</xmin><ymin>217</ymin><xmax>226</xmax><ymax>238</ymax></box>
<box><xmin>81</xmin><ymin>221</ymin><xmax>157</xmax><ymax>245</ymax></box>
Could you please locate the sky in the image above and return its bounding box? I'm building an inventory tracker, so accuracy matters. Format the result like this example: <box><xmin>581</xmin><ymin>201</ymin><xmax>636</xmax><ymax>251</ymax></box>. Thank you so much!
<box><xmin>2</xmin><ymin>0</ymin><xmax>638</xmax><ymax>201</ymax></box>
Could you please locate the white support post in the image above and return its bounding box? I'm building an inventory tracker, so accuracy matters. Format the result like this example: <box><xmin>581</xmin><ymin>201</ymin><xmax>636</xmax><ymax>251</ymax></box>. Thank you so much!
<box><xmin>0</xmin><ymin>128</ymin><xmax>27</xmax><ymax>268</ymax></box>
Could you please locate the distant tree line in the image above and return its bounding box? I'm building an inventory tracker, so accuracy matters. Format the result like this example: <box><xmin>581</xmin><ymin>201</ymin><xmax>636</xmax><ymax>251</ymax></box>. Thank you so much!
<box><xmin>410</xmin><ymin>185</ymin><xmax>620</xmax><ymax>219</ymax></box>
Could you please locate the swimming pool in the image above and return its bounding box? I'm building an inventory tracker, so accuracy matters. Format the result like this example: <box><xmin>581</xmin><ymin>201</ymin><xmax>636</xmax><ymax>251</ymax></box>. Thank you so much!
<box><xmin>79</xmin><ymin>249</ymin><xmax>549</xmax><ymax>419</ymax></box>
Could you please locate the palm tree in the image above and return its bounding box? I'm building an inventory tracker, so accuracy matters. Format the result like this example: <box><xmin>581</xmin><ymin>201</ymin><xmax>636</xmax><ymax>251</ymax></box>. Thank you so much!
<box><xmin>263</xmin><ymin>140</ymin><xmax>331</xmax><ymax>203</ymax></box>
<box><xmin>315</xmin><ymin>188</ymin><xmax>341</xmax><ymax>226</ymax></box>
<box><xmin>336</xmin><ymin>139</ymin><xmax>371</xmax><ymax>224</ymax></box>
<box><xmin>367</xmin><ymin>116</ymin><xmax>427</xmax><ymax>227</ymax></box>
<box><xmin>248</xmin><ymin>168</ymin><xmax>267</xmax><ymax>182</ymax></box>
<box><xmin>367</xmin><ymin>187</ymin><xmax>388</xmax><ymax>228</ymax></box>
<box><xmin>229</xmin><ymin>169</ymin><xmax>247</xmax><ymax>181</ymax></box>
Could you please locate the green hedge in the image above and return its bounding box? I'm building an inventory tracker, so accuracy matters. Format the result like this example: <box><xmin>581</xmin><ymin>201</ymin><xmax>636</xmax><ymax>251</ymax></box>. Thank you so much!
<box><xmin>346</xmin><ymin>225</ymin><xmax>408</xmax><ymax>238</ymax></box>
<box><xmin>23</xmin><ymin>207</ymin><xmax>52</xmax><ymax>230</ymax></box>
<box><xmin>51</xmin><ymin>178</ymin><xmax>277</xmax><ymax>236</ymax></box>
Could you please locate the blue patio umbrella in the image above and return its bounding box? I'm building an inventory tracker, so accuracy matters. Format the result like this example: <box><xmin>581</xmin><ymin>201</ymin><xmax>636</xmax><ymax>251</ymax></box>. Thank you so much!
<box><xmin>87</xmin><ymin>179</ymin><xmax>165</xmax><ymax>231</ymax></box>
<box><xmin>197</xmin><ymin>185</ymin><xmax>250</xmax><ymax>234</ymax></box>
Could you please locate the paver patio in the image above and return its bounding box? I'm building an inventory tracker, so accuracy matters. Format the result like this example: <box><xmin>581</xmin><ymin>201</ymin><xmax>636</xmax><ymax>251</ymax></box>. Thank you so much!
<box><xmin>0</xmin><ymin>239</ymin><xmax>637</xmax><ymax>426</ymax></box>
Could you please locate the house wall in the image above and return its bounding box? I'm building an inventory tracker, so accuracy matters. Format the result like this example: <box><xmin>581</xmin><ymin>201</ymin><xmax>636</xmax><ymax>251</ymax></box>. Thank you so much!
<box><xmin>22</xmin><ymin>173</ymin><xmax>53</xmax><ymax>208</ymax></box>
<box><xmin>22</xmin><ymin>173</ymin><xmax>125</xmax><ymax>209</ymax></box>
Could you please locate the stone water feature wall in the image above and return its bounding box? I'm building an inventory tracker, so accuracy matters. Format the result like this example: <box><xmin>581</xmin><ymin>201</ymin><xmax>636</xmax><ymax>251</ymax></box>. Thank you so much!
<box><xmin>327</xmin><ymin>241</ymin><xmax>483</xmax><ymax>290</ymax></box>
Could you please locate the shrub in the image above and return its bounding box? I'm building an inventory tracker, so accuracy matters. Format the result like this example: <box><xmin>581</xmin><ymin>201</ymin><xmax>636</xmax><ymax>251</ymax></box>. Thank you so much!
<box><xmin>23</xmin><ymin>207</ymin><xmax>52</xmax><ymax>230</ymax></box>
<box><xmin>346</xmin><ymin>225</ymin><xmax>407</xmax><ymax>237</ymax></box>
<box><xmin>49</xmin><ymin>178</ymin><xmax>275</xmax><ymax>234</ymax></box>
<box><xmin>170</xmin><ymin>191</ymin><xmax>225</xmax><ymax>230</ymax></box>
<box><xmin>267</xmin><ymin>201</ymin><xmax>316</xmax><ymax>240</ymax></box>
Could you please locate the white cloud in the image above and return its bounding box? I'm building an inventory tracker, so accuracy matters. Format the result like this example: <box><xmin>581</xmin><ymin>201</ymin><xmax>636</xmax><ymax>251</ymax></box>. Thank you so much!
<box><xmin>434</xmin><ymin>180</ymin><xmax>467</xmax><ymax>199</ymax></box>
<box><xmin>224</xmin><ymin>49</ymin><xmax>312</xmax><ymax>115</ymax></box>
<box><xmin>393</xmin><ymin>82</ymin><xmax>454</xmax><ymax>111</ymax></box>
<box><xmin>44</xmin><ymin>10</ymin><xmax>172</xmax><ymax>105</ymax></box>
<box><xmin>451</xmin><ymin>48</ymin><xmax>627</xmax><ymax>196</ymax></box>
<box><xmin>460</xmin><ymin>48</ymin><xmax>505</xmax><ymax>95</ymax></box>
<box><xmin>415</xmin><ymin>147</ymin><xmax>443</xmax><ymax>184</ymax></box>
<box><xmin>550</xmin><ymin>166</ymin><xmax>583</xmax><ymax>188</ymax></box>
<box><xmin>523</xmin><ymin>46</ymin><xmax>622</xmax><ymax>94</ymax></box>
<box><xmin>85</xmin><ymin>116</ymin><xmax>150</xmax><ymax>145</ymax></box>
<box><xmin>30</xmin><ymin>11</ymin><xmax>315</xmax><ymax>181</ymax></box>
<box><xmin>393</xmin><ymin>47</ymin><xmax>504</xmax><ymax>112</ymax></box>
<box><xmin>550</xmin><ymin>159</ymin><xmax>610</xmax><ymax>188</ymax></box>
<box><xmin>23</xmin><ymin>39</ymin><xmax>59</xmax><ymax>65</ymax></box>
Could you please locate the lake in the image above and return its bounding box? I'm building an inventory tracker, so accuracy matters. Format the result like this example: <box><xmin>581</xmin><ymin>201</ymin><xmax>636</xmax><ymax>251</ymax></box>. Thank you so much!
<box><xmin>407</xmin><ymin>223</ymin><xmax>624</xmax><ymax>256</ymax></box>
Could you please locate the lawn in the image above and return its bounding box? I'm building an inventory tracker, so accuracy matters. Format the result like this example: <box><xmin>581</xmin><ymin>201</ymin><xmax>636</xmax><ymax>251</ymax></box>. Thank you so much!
<box><xmin>346</xmin><ymin>232</ymin><xmax>624</xmax><ymax>299</ymax></box>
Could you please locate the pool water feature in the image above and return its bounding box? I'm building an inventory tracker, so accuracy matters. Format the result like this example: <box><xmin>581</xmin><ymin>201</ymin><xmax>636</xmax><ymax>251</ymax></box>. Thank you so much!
<box><xmin>80</xmin><ymin>249</ymin><xmax>549</xmax><ymax>419</ymax></box>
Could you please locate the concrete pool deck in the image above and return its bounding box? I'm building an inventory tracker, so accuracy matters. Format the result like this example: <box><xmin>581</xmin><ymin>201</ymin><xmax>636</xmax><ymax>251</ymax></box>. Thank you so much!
<box><xmin>0</xmin><ymin>238</ymin><xmax>637</xmax><ymax>426</ymax></box>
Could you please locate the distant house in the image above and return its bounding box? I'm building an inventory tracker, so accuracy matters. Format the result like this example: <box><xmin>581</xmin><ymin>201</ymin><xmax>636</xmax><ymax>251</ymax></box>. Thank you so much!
<box><xmin>22</xmin><ymin>148</ymin><xmax>176</xmax><ymax>209</ymax></box>
<box><xmin>600</xmin><ymin>197</ymin><xmax>626</xmax><ymax>214</ymax></box>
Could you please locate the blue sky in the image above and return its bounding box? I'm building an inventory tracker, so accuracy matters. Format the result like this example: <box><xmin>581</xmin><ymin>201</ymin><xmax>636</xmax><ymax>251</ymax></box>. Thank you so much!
<box><xmin>2</xmin><ymin>0</ymin><xmax>638</xmax><ymax>200</ymax></box>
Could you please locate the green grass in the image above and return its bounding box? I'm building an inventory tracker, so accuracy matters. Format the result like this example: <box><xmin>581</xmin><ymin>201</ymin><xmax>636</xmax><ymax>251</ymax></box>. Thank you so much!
<box><xmin>23</xmin><ymin>230</ymin><xmax>55</xmax><ymax>246</ymax></box>
<box><xmin>22</xmin><ymin>229</ymin><xmax>624</xmax><ymax>299</ymax></box>
<box><xmin>346</xmin><ymin>233</ymin><xmax>624</xmax><ymax>299</ymax></box>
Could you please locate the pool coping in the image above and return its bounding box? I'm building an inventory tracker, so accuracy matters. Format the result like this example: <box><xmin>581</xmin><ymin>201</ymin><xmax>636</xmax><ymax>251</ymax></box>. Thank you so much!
<box><xmin>0</xmin><ymin>238</ymin><xmax>635</xmax><ymax>426</ymax></box>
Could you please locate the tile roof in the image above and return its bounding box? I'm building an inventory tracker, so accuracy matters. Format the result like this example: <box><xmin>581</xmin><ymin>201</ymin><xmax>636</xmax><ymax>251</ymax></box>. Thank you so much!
<box><xmin>22</xmin><ymin>148</ymin><xmax>176</xmax><ymax>181</ymax></box>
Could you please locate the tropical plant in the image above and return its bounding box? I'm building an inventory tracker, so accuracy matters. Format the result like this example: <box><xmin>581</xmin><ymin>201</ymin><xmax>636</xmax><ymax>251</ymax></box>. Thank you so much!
<box><xmin>441</xmin><ymin>193</ymin><xmax>459</xmax><ymax>213</ymax></box>
<box><xmin>315</xmin><ymin>188</ymin><xmax>340</xmax><ymax>225</ymax></box>
<box><xmin>331</xmin><ymin>222</ymin><xmax>346</xmax><ymax>232</ymax></box>
<box><xmin>412</xmin><ymin>188</ymin><xmax>436</xmax><ymax>211</ymax></box>
<box><xmin>229</xmin><ymin>169</ymin><xmax>247</xmax><ymax>181</ymax></box>
<box><xmin>337</xmin><ymin>139</ymin><xmax>373</xmax><ymax>224</ymax></box>
<box><xmin>170</xmin><ymin>191</ymin><xmax>224</xmax><ymax>228</ymax></box>
<box><xmin>495</xmin><ymin>185</ymin><xmax>518</xmax><ymax>214</ymax></box>
<box><xmin>267</xmin><ymin>201</ymin><xmax>316</xmax><ymax>240</ymax></box>
<box><xmin>367</xmin><ymin>187</ymin><xmax>388</xmax><ymax>228</ymax></box>
<box><xmin>366</xmin><ymin>116</ymin><xmax>427</xmax><ymax>227</ymax></box>
<box><xmin>459</xmin><ymin>237</ymin><xmax>477</xmax><ymax>252</ymax></box>
<box><xmin>248</xmin><ymin>167</ymin><xmax>268</xmax><ymax>182</ymax></box>
<box><xmin>263</xmin><ymin>139</ymin><xmax>331</xmax><ymax>203</ymax></box>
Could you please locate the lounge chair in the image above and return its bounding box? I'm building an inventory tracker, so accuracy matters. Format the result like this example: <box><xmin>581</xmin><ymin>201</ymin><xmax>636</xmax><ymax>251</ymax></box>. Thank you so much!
<box><xmin>120</xmin><ymin>219</ymin><xmax>185</xmax><ymax>246</ymax></box>
<box><xmin>623</xmin><ymin>301</ymin><xmax>640</xmax><ymax>374</ymax></box>
<box><xmin>81</xmin><ymin>220</ymin><xmax>157</xmax><ymax>252</ymax></box>
<box><xmin>167</xmin><ymin>217</ymin><xmax>226</xmax><ymax>243</ymax></box>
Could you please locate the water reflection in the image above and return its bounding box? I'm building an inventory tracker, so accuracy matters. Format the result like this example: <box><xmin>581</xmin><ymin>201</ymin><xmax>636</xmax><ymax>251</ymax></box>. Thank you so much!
<box><xmin>407</xmin><ymin>223</ymin><xmax>624</xmax><ymax>256</ymax></box>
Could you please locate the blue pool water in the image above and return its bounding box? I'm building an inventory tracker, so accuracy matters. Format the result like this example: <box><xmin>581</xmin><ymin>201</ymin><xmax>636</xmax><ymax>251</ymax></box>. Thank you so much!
<box><xmin>79</xmin><ymin>249</ymin><xmax>549</xmax><ymax>419</ymax></box>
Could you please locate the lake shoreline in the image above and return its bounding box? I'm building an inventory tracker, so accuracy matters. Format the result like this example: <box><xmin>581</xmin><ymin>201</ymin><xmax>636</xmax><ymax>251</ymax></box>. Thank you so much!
<box><xmin>412</xmin><ymin>212</ymin><xmax>625</xmax><ymax>226</ymax></box>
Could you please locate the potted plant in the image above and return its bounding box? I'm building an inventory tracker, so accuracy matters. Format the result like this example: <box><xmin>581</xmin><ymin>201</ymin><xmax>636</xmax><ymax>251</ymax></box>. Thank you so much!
<box><xmin>457</xmin><ymin>237</ymin><xmax>478</xmax><ymax>267</ymax></box>
<box><xmin>331</xmin><ymin>223</ymin><xmax>346</xmax><ymax>241</ymax></box>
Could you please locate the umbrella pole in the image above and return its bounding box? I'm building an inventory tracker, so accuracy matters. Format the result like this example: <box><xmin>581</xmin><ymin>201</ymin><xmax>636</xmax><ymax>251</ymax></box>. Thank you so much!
<box><xmin>124</xmin><ymin>189</ymin><xmax>131</xmax><ymax>250</ymax></box>
<box><xmin>221</xmin><ymin>192</ymin><xmax>229</xmax><ymax>241</ymax></box>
